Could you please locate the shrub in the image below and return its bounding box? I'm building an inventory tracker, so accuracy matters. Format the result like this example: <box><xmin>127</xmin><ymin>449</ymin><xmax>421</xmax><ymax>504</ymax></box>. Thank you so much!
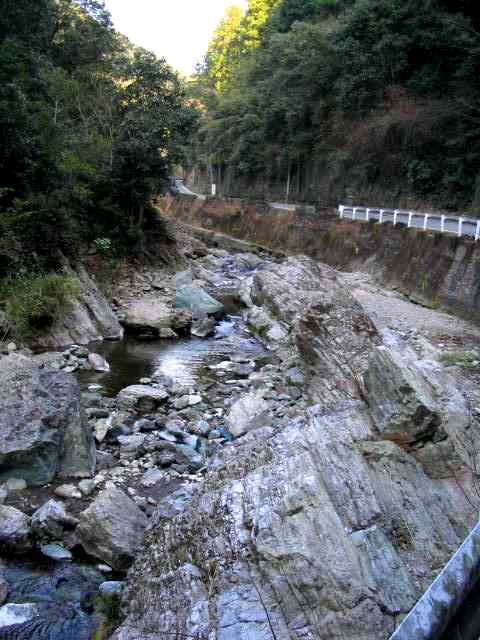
<box><xmin>1</xmin><ymin>273</ymin><xmax>81</xmax><ymax>340</ymax></box>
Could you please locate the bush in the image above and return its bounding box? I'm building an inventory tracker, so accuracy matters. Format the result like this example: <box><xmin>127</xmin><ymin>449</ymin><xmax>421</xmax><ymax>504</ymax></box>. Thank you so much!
<box><xmin>1</xmin><ymin>273</ymin><xmax>81</xmax><ymax>340</ymax></box>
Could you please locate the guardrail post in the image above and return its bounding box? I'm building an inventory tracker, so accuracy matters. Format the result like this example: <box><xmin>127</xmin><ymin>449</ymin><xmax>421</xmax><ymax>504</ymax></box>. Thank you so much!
<box><xmin>393</xmin><ymin>210</ymin><xmax>398</xmax><ymax>226</ymax></box>
<box><xmin>458</xmin><ymin>217</ymin><xmax>463</xmax><ymax>237</ymax></box>
<box><xmin>441</xmin><ymin>215</ymin><xmax>445</xmax><ymax>232</ymax></box>
<box><xmin>366</xmin><ymin>208</ymin><xmax>370</xmax><ymax>221</ymax></box>
<box><xmin>339</xmin><ymin>205</ymin><xmax>344</xmax><ymax>218</ymax></box>
<box><xmin>423</xmin><ymin>214</ymin><xmax>429</xmax><ymax>231</ymax></box>
<box><xmin>475</xmin><ymin>221</ymin><xmax>480</xmax><ymax>242</ymax></box>
<box><xmin>408</xmin><ymin>212</ymin><xmax>413</xmax><ymax>228</ymax></box>
<box><xmin>352</xmin><ymin>208</ymin><xmax>357</xmax><ymax>220</ymax></box>
<box><xmin>379</xmin><ymin>210</ymin><xmax>384</xmax><ymax>224</ymax></box>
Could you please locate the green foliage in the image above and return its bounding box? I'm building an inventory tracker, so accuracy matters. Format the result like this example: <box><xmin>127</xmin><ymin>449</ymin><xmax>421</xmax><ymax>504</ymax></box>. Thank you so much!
<box><xmin>193</xmin><ymin>0</ymin><xmax>480</xmax><ymax>208</ymax></box>
<box><xmin>94</xmin><ymin>592</ymin><xmax>123</xmax><ymax>638</ymax></box>
<box><xmin>0</xmin><ymin>0</ymin><xmax>199</xmax><ymax>267</ymax></box>
<box><xmin>1</xmin><ymin>274</ymin><xmax>81</xmax><ymax>339</ymax></box>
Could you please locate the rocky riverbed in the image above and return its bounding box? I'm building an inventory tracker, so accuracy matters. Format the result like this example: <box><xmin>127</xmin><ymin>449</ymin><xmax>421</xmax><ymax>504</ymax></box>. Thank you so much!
<box><xmin>1</xmin><ymin>220</ymin><xmax>480</xmax><ymax>639</ymax></box>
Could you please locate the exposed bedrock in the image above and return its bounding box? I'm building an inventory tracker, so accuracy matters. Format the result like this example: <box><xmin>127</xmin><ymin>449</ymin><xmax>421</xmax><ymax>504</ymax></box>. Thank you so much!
<box><xmin>0</xmin><ymin>354</ymin><xmax>95</xmax><ymax>486</ymax></box>
<box><xmin>34</xmin><ymin>264</ymin><xmax>123</xmax><ymax>348</ymax></box>
<box><xmin>114</xmin><ymin>255</ymin><xmax>478</xmax><ymax>640</ymax></box>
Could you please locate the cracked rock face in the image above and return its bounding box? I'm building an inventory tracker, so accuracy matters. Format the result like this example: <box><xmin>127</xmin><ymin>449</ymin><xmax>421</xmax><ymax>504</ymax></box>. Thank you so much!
<box><xmin>0</xmin><ymin>354</ymin><xmax>95</xmax><ymax>486</ymax></box>
<box><xmin>76</xmin><ymin>485</ymin><xmax>148</xmax><ymax>571</ymax></box>
<box><xmin>110</xmin><ymin>255</ymin><xmax>478</xmax><ymax>640</ymax></box>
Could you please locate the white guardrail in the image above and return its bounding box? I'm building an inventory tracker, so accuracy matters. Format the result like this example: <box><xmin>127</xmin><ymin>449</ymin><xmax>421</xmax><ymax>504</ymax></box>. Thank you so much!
<box><xmin>338</xmin><ymin>205</ymin><xmax>480</xmax><ymax>241</ymax></box>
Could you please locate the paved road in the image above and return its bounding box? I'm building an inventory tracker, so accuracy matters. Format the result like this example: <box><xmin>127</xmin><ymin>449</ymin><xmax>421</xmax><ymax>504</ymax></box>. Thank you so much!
<box><xmin>175</xmin><ymin>179</ymin><xmax>206</xmax><ymax>199</ymax></box>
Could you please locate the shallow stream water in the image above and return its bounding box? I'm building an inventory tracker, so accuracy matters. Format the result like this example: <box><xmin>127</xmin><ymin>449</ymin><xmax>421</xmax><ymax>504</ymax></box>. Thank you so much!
<box><xmin>77</xmin><ymin>314</ymin><xmax>266</xmax><ymax>394</ymax></box>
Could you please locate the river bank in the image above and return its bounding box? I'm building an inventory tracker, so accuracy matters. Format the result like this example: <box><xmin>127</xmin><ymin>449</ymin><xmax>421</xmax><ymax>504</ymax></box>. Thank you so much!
<box><xmin>1</xmin><ymin>216</ymin><xmax>480</xmax><ymax>638</ymax></box>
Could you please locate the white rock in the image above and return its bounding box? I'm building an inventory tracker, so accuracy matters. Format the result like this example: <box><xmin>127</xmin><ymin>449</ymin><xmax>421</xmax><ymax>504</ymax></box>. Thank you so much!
<box><xmin>88</xmin><ymin>353</ymin><xmax>110</xmax><ymax>372</ymax></box>
<box><xmin>54</xmin><ymin>484</ymin><xmax>82</xmax><ymax>500</ymax></box>
<box><xmin>40</xmin><ymin>543</ymin><xmax>73</xmax><ymax>561</ymax></box>
<box><xmin>6</xmin><ymin>477</ymin><xmax>27</xmax><ymax>492</ymax></box>
<box><xmin>78</xmin><ymin>479</ymin><xmax>95</xmax><ymax>496</ymax></box>
<box><xmin>0</xmin><ymin>603</ymin><xmax>38</xmax><ymax>628</ymax></box>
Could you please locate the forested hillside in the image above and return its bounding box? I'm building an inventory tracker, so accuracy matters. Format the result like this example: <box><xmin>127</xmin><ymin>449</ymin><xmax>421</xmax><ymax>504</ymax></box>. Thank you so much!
<box><xmin>192</xmin><ymin>0</ymin><xmax>480</xmax><ymax>209</ymax></box>
<box><xmin>0</xmin><ymin>0</ymin><xmax>197</xmax><ymax>273</ymax></box>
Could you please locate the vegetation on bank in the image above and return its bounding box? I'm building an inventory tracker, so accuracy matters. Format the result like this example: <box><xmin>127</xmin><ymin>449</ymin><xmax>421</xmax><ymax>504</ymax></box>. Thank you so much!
<box><xmin>0</xmin><ymin>0</ymin><xmax>198</xmax><ymax>338</ymax></box>
<box><xmin>191</xmin><ymin>0</ymin><xmax>480</xmax><ymax>209</ymax></box>
<box><xmin>0</xmin><ymin>273</ymin><xmax>80</xmax><ymax>339</ymax></box>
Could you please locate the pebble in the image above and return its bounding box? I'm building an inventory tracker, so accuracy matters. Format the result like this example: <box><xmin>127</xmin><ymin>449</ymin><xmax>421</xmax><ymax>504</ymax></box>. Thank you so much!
<box><xmin>88</xmin><ymin>384</ymin><xmax>104</xmax><ymax>392</ymax></box>
<box><xmin>78</xmin><ymin>479</ymin><xmax>95</xmax><ymax>496</ymax></box>
<box><xmin>141</xmin><ymin>469</ymin><xmax>163</xmax><ymax>487</ymax></box>
<box><xmin>96</xmin><ymin>564</ymin><xmax>114</xmax><ymax>574</ymax></box>
<box><xmin>99</xmin><ymin>581</ymin><xmax>125</xmax><ymax>597</ymax></box>
<box><xmin>6</xmin><ymin>478</ymin><xmax>27</xmax><ymax>492</ymax></box>
<box><xmin>40</xmin><ymin>544</ymin><xmax>73</xmax><ymax>562</ymax></box>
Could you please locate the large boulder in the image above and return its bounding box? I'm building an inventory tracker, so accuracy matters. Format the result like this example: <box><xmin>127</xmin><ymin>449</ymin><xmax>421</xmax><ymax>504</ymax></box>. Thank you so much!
<box><xmin>76</xmin><ymin>485</ymin><xmax>148</xmax><ymax>570</ymax></box>
<box><xmin>249</xmin><ymin>257</ymin><xmax>379</xmax><ymax>403</ymax></box>
<box><xmin>31</xmin><ymin>500</ymin><xmax>79</xmax><ymax>541</ymax></box>
<box><xmin>225</xmin><ymin>390</ymin><xmax>270</xmax><ymax>438</ymax></box>
<box><xmin>0</xmin><ymin>355</ymin><xmax>95</xmax><ymax>486</ymax></box>
<box><xmin>363</xmin><ymin>335</ymin><xmax>472</xmax><ymax>476</ymax></box>
<box><xmin>34</xmin><ymin>264</ymin><xmax>123</xmax><ymax>348</ymax></box>
<box><xmin>175</xmin><ymin>285</ymin><xmax>224</xmax><ymax>318</ymax></box>
<box><xmin>117</xmin><ymin>385</ymin><xmax>169</xmax><ymax>412</ymax></box>
<box><xmin>0</xmin><ymin>506</ymin><xmax>32</xmax><ymax>553</ymax></box>
<box><xmin>121</xmin><ymin>298</ymin><xmax>176</xmax><ymax>335</ymax></box>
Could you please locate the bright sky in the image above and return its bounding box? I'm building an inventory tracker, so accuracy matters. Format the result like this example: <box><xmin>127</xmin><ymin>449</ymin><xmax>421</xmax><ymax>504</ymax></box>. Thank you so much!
<box><xmin>104</xmin><ymin>0</ymin><xmax>248</xmax><ymax>75</ymax></box>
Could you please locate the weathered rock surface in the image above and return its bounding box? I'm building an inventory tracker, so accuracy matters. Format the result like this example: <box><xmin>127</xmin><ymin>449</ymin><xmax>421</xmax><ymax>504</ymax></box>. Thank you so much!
<box><xmin>225</xmin><ymin>390</ymin><xmax>270</xmax><ymax>437</ymax></box>
<box><xmin>76</xmin><ymin>485</ymin><xmax>148</xmax><ymax>570</ymax></box>
<box><xmin>113</xmin><ymin>252</ymin><xmax>478</xmax><ymax>640</ymax></box>
<box><xmin>250</xmin><ymin>257</ymin><xmax>379</xmax><ymax>403</ymax></box>
<box><xmin>117</xmin><ymin>385</ymin><xmax>168</xmax><ymax>412</ymax></box>
<box><xmin>116</xmin><ymin>398</ymin><xmax>475</xmax><ymax>639</ymax></box>
<box><xmin>190</xmin><ymin>315</ymin><xmax>216</xmax><ymax>338</ymax></box>
<box><xmin>0</xmin><ymin>506</ymin><xmax>32</xmax><ymax>553</ymax></box>
<box><xmin>31</xmin><ymin>500</ymin><xmax>78</xmax><ymax>540</ymax></box>
<box><xmin>34</xmin><ymin>264</ymin><xmax>123</xmax><ymax>348</ymax></box>
<box><xmin>0</xmin><ymin>602</ymin><xmax>94</xmax><ymax>639</ymax></box>
<box><xmin>0</xmin><ymin>355</ymin><xmax>95</xmax><ymax>486</ymax></box>
<box><xmin>364</xmin><ymin>336</ymin><xmax>469</xmax><ymax>446</ymax></box>
<box><xmin>121</xmin><ymin>298</ymin><xmax>176</xmax><ymax>334</ymax></box>
<box><xmin>87</xmin><ymin>353</ymin><xmax>110</xmax><ymax>372</ymax></box>
<box><xmin>175</xmin><ymin>285</ymin><xmax>224</xmax><ymax>317</ymax></box>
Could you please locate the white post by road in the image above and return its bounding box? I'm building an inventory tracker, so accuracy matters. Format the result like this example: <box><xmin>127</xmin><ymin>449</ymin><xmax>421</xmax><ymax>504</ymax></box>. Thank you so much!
<box><xmin>211</xmin><ymin>183</ymin><xmax>216</xmax><ymax>197</ymax></box>
<box><xmin>458</xmin><ymin>217</ymin><xmax>463</xmax><ymax>237</ymax></box>
<box><xmin>423</xmin><ymin>214</ymin><xmax>429</xmax><ymax>231</ymax></box>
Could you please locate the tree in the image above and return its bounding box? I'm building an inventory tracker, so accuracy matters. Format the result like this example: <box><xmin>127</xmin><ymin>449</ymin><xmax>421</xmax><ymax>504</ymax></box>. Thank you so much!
<box><xmin>204</xmin><ymin>5</ymin><xmax>245</xmax><ymax>91</ymax></box>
